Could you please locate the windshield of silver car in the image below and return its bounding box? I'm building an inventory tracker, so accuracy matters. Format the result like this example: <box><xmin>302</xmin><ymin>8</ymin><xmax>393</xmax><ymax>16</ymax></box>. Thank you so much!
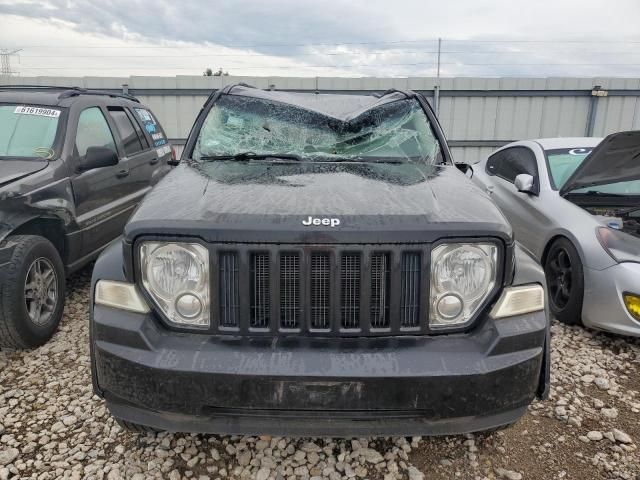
<box><xmin>548</xmin><ymin>148</ymin><xmax>640</xmax><ymax>195</ymax></box>
<box><xmin>192</xmin><ymin>95</ymin><xmax>443</xmax><ymax>164</ymax></box>
<box><xmin>0</xmin><ymin>105</ymin><xmax>61</xmax><ymax>159</ymax></box>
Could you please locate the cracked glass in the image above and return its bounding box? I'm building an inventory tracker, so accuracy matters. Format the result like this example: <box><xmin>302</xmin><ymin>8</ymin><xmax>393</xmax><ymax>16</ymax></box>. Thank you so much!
<box><xmin>192</xmin><ymin>95</ymin><xmax>443</xmax><ymax>165</ymax></box>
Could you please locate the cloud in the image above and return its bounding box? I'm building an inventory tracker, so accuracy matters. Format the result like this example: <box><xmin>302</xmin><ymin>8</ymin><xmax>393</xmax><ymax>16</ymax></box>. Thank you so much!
<box><xmin>1</xmin><ymin>0</ymin><xmax>639</xmax><ymax>77</ymax></box>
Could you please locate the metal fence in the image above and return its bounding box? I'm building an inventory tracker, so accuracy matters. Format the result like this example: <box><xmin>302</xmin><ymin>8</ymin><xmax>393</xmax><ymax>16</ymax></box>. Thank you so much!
<box><xmin>7</xmin><ymin>75</ymin><xmax>640</xmax><ymax>162</ymax></box>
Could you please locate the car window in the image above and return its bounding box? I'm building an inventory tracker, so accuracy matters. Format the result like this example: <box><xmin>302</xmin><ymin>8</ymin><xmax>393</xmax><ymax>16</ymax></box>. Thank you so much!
<box><xmin>133</xmin><ymin>107</ymin><xmax>167</xmax><ymax>147</ymax></box>
<box><xmin>486</xmin><ymin>146</ymin><xmax>538</xmax><ymax>183</ymax></box>
<box><xmin>546</xmin><ymin>148</ymin><xmax>592</xmax><ymax>189</ymax></box>
<box><xmin>107</xmin><ymin>107</ymin><xmax>144</xmax><ymax>156</ymax></box>
<box><xmin>0</xmin><ymin>105</ymin><xmax>61</xmax><ymax>159</ymax></box>
<box><xmin>125</xmin><ymin>108</ymin><xmax>149</xmax><ymax>149</ymax></box>
<box><xmin>75</xmin><ymin>107</ymin><xmax>117</xmax><ymax>158</ymax></box>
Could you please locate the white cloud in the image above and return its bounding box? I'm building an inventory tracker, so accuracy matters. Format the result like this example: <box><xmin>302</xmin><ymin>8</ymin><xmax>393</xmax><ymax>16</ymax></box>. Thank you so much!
<box><xmin>1</xmin><ymin>0</ymin><xmax>639</xmax><ymax>78</ymax></box>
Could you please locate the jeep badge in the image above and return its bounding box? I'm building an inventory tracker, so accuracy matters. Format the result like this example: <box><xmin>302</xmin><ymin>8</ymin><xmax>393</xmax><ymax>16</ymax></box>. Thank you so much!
<box><xmin>302</xmin><ymin>216</ymin><xmax>341</xmax><ymax>227</ymax></box>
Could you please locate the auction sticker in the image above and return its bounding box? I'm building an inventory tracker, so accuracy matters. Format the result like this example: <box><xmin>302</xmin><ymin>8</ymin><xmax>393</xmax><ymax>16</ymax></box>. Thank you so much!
<box><xmin>14</xmin><ymin>106</ymin><xmax>61</xmax><ymax>118</ymax></box>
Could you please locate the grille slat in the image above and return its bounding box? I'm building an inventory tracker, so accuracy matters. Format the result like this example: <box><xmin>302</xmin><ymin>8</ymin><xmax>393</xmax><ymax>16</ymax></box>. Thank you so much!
<box><xmin>219</xmin><ymin>252</ymin><xmax>239</xmax><ymax>327</ymax></box>
<box><xmin>341</xmin><ymin>253</ymin><xmax>361</xmax><ymax>329</ymax></box>
<box><xmin>370</xmin><ymin>253</ymin><xmax>390</xmax><ymax>328</ymax></box>
<box><xmin>310</xmin><ymin>253</ymin><xmax>331</xmax><ymax>329</ymax></box>
<box><xmin>250</xmin><ymin>253</ymin><xmax>270</xmax><ymax>328</ymax></box>
<box><xmin>401</xmin><ymin>252</ymin><xmax>421</xmax><ymax>327</ymax></box>
<box><xmin>280</xmin><ymin>253</ymin><xmax>300</xmax><ymax>328</ymax></box>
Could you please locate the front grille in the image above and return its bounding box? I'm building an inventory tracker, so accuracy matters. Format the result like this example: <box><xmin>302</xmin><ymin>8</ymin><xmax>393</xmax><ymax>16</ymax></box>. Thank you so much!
<box><xmin>219</xmin><ymin>252</ymin><xmax>239</xmax><ymax>327</ymax></box>
<box><xmin>215</xmin><ymin>244</ymin><xmax>430</xmax><ymax>336</ymax></box>
<box><xmin>341</xmin><ymin>253</ymin><xmax>361</xmax><ymax>328</ymax></box>
<box><xmin>250</xmin><ymin>253</ymin><xmax>270</xmax><ymax>328</ymax></box>
<box><xmin>310</xmin><ymin>253</ymin><xmax>330</xmax><ymax>329</ymax></box>
<box><xmin>370</xmin><ymin>253</ymin><xmax>390</xmax><ymax>328</ymax></box>
<box><xmin>401</xmin><ymin>253</ymin><xmax>421</xmax><ymax>327</ymax></box>
<box><xmin>280</xmin><ymin>253</ymin><xmax>300</xmax><ymax>328</ymax></box>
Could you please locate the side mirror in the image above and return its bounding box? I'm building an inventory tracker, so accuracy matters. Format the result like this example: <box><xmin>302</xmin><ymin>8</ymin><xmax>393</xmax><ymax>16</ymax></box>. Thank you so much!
<box><xmin>78</xmin><ymin>147</ymin><xmax>119</xmax><ymax>173</ymax></box>
<box><xmin>455</xmin><ymin>162</ymin><xmax>474</xmax><ymax>178</ymax></box>
<box><xmin>514</xmin><ymin>173</ymin><xmax>537</xmax><ymax>195</ymax></box>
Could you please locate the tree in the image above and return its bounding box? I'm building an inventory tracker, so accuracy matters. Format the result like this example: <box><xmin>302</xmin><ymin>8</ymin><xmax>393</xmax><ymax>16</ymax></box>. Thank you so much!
<box><xmin>203</xmin><ymin>67</ymin><xmax>229</xmax><ymax>77</ymax></box>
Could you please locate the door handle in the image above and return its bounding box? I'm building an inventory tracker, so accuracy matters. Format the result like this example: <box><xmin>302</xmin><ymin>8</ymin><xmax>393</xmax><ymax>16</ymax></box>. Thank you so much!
<box><xmin>486</xmin><ymin>186</ymin><xmax>495</xmax><ymax>194</ymax></box>
<box><xmin>116</xmin><ymin>169</ymin><xmax>130</xmax><ymax>178</ymax></box>
<box><xmin>149</xmin><ymin>157</ymin><xmax>159</xmax><ymax>165</ymax></box>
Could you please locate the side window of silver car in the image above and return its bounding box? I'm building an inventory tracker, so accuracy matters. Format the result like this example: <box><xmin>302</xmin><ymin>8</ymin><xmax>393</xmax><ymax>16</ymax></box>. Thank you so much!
<box><xmin>486</xmin><ymin>147</ymin><xmax>538</xmax><ymax>184</ymax></box>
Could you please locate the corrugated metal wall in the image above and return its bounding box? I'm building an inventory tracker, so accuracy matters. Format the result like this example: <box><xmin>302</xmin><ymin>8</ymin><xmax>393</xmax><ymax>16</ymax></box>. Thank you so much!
<box><xmin>8</xmin><ymin>75</ymin><xmax>640</xmax><ymax>163</ymax></box>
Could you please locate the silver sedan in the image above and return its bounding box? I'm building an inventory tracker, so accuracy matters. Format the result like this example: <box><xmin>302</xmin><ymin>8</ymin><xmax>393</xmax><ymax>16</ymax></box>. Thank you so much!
<box><xmin>472</xmin><ymin>132</ymin><xmax>640</xmax><ymax>336</ymax></box>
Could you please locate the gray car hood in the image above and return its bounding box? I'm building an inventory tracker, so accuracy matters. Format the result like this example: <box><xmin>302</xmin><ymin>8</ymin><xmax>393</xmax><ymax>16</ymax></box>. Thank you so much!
<box><xmin>560</xmin><ymin>130</ymin><xmax>640</xmax><ymax>196</ymax></box>
<box><xmin>0</xmin><ymin>159</ymin><xmax>49</xmax><ymax>188</ymax></box>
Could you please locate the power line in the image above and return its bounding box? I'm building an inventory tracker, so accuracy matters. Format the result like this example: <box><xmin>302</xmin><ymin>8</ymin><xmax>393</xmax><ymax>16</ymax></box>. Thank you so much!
<box><xmin>16</xmin><ymin>62</ymin><xmax>640</xmax><ymax>71</ymax></box>
<box><xmin>9</xmin><ymin>38</ymin><xmax>640</xmax><ymax>50</ymax></box>
<box><xmin>17</xmin><ymin>50</ymin><xmax>640</xmax><ymax>59</ymax></box>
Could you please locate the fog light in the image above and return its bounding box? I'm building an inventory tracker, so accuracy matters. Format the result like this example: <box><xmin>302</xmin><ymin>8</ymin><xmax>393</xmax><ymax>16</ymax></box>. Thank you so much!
<box><xmin>624</xmin><ymin>293</ymin><xmax>640</xmax><ymax>320</ymax></box>
<box><xmin>175</xmin><ymin>293</ymin><xmax>203</xmax><ymax>319</ymax></box>
<box><xmin>436</xmin><ymin>294</ymin><xmax>463</xmax><ymax>321</ymax></box>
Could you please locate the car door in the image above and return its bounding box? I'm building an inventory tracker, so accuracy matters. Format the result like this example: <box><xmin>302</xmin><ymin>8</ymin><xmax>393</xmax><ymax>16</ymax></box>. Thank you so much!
<box><xmin>105</xmin><ymin>105</ymin><xmax>159</xmax><ymax>198</ymax></box>
<box><xmin>70</xmin><ymin>106</ymin><xmax>140</xmax><ymax>258</ymax></box>
<box><xmin>484</xmin><ymin>146</ymin><xmax>549</xmax><ymax>251</ymax></box>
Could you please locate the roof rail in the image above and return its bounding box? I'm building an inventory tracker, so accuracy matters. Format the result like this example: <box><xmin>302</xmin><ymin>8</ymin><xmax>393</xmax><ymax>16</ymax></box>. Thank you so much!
<box><xmin>0</xmin><ymin>84</ymin><xmax>80</xmax><ymax>91</ymax></box>
<box><xmin>0</xmin><ymin>85</ymin><xmax>140</xmax><ymax>103</ymax></box>
<box><xmin>57</xmin><ymin>88</ymin><xmax>140</xmax><ymax>103</ymax></box>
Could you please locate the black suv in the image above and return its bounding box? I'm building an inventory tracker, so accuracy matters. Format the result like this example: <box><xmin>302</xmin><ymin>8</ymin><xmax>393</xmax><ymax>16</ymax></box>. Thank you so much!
<box><xmin>0</xmin><ymin>86</ymin><xmax>173</xmax><ymax>349</ymax></box>
<box><xmin>91</xmin><ymin>85</ymin><xmax>550</xmax><ymax>436</ymax></box>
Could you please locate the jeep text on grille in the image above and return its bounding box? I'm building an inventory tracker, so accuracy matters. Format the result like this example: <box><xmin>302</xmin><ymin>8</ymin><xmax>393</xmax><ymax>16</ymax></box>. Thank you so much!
<box><xmin>302</xmin><ymin>216</ymin><xmax>341</xmax><ymax>227</ymax></box>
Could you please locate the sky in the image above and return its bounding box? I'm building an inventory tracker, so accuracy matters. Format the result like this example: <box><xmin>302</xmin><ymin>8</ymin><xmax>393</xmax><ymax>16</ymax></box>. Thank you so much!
<box><xmin>1</xmin><ymin>0</ymin><xmax>640</xmax><ymax>78</ymax></box>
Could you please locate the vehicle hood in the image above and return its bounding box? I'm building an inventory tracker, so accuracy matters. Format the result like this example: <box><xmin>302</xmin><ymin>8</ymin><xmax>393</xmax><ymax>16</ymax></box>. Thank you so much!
<box><xmin>125</xmin><ymin>161</ymin><xmax>511</xmax><ymax>244</ymax></box>
<box><xmin>560</xmin><ymin>130</ymin><xmax>640</xmax><ymax>196</ymax></box>
<box><xmin>0</xmin><ymin>159</ymin><xmax>49</xmax><ymax>189</ymax></box>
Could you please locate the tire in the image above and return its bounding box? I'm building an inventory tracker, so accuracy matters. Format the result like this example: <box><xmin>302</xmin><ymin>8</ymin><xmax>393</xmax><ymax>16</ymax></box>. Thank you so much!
<box><xmin>0</xmin><ymin>235</ymin><xmax>66</xmax><ymax>349</ymax></box>
<box><xmin>544</xmin><ymin>238</ymin><xmax>584</xmax><ymax>326</ymax></box>
<box><xmin>115</xmin><ymin>418</ymin><xmax>161</xmax><ymax>433</ymax></box>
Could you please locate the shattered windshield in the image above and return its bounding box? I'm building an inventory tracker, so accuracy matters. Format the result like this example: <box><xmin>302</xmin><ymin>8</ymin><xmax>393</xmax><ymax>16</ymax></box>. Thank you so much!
<box><xmin>0</xmin><ymin>105</ymin><xmax>61</xmax><ymax>159</ymax></box>
<box><xmin>192</xmin><ymin>95</ymin><xmax>443</xmax><ymax>164</ymax></box>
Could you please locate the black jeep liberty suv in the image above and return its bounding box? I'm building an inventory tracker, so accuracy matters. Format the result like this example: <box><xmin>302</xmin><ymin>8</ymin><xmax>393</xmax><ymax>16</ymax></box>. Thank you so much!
<box><xmin>0</xmin><ymin>86</ymin><xmax>172</xmax><ymax>349</ymax></box>
<box><xmin>90</xmin><ymin>84</ymin><xmax>550</xmax><ymax>436</ymax></box>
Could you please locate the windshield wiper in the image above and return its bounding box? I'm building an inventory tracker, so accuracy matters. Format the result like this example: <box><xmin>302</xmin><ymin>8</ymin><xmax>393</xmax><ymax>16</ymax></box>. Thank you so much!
<box><xmin>573</xmin><ymin>190</ymin><xmax>628</xmax><ymax>197</ymax></box>
<box><xmin>315</xmin><ymin>157</ymin><xmax>405</xmax><ymax>164</ymax></box>
<box><xmin>200</xmin><ymin>152</ymin><xmax>303</xmax><ymax>162</ymax></box>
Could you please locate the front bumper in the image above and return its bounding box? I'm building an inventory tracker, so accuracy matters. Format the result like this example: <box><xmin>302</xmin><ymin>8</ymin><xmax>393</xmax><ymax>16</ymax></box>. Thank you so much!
<box><xmin>583</xmin><ymin>262</ymin><xmax>640</xmax><ymax>336</ymax></box>
<box><xmin>92</xmin><ymin>304</ymin><xmax>546</xmax><ymax>436</ymax></box>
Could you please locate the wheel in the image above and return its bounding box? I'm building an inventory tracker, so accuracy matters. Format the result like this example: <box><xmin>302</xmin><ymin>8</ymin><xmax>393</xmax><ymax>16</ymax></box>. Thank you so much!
<box><xmin>544</xmin><ymin>238</ymin><xmax>584</xmax><ymax>326</ymax></box>
<box><xmin>0</xmin><ymin>235</ymin><xmax>66</xmax><ymax>349</ymax></box>
<box><xmin>115</xmin><ymin>418</ymin><xmax>161</xmax><ymax>433</ymax></box>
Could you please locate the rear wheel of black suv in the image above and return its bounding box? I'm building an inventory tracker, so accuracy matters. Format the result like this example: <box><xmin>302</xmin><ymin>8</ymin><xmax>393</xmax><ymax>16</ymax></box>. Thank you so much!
<box><xmin>0</xmin><ymin>235</ymin><xmax>66</xmax><ymax>349</ymax></box>
<box><xmin>544</xmin><ymin>238</ymin><xmax>584</xmax><ymax>326</ymax></box>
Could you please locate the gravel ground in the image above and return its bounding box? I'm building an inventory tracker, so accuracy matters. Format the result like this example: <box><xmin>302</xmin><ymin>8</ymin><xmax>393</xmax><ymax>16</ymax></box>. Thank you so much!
<box><xmin>0</xmin><ymin>267</ymin><xmax>639</xmax><ymax>480</ymax></box>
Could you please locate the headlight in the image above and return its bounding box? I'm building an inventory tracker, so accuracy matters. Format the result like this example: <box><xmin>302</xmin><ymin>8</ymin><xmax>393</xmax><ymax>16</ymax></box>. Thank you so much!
<box><xmin>596</xmin><ymin>227</ymin><xmax>640</xmax><ymax>263</ymax></box>
<box><xmin>430</xmin><ymin>243</ymin><xmax>498</xmax><ymax>329</ymax></box>
<box><xmin>140</xmin><ymin>242</ymin><xmax>210</xmax><ymax>327</ymax></box>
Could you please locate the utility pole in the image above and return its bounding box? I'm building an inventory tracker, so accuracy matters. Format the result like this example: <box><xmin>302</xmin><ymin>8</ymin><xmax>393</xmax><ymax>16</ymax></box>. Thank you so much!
<box><xmin>433</xmin><ymin>38</ymin><xmax>442</xmax><ymax>115</ymax></box>
<box><xmin>0</xmin><ymin>48</ymin><xmax>22</xmax><ymax>79</ymax></box>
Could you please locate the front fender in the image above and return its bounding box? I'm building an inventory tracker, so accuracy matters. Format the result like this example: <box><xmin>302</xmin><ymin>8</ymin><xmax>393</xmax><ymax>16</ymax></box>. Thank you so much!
<box><xmin>90</xmin><ymin>237</ymin><xmax>126</xmax><ymax>397</ymax></box>
<box><xmin>512</xmin><ymin>242</ymin><xmax>550</xmax><ymax>399</ymax></box>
